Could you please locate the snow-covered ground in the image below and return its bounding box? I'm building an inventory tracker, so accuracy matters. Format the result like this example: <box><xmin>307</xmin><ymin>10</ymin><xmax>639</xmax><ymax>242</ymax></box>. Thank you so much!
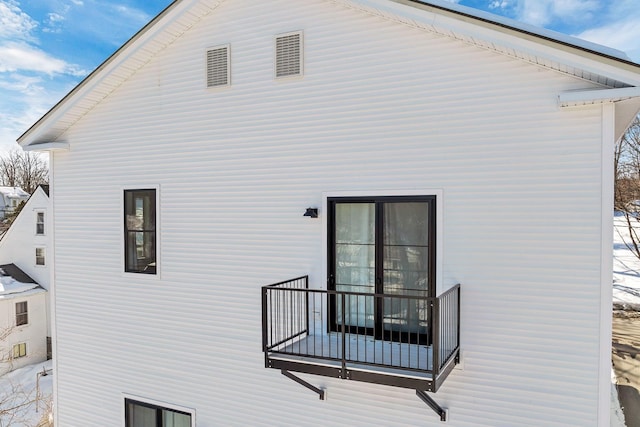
<box><xmin>612</xmin><ymin>212</ymin><xmax>640</xmax><ymax>427</ymax></box>
<box><xmin>0</xmin><ymin>359</ymin><xmax>52</xmax><ymax>427</ymax></box>
<box><xmin>614</xmin><ymin>212</ymin><xmax>640</xmax><ymax>308</ymax></box>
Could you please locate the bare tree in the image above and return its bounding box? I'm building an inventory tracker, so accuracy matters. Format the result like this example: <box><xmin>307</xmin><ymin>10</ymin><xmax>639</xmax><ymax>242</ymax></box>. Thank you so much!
<box><xmin>0</xmin><ymin>149</ymin><xmax>48</xmax><ymax>194</ymax></box>
<box><xmin>615</xmin><ymin>116</ymin><xmax>640</xmax><ymax>259</ymax></box>
<box><xmin>0</xmin><ymin>327</ymin><xmax>53</xmax><ymax>427</ymax></box>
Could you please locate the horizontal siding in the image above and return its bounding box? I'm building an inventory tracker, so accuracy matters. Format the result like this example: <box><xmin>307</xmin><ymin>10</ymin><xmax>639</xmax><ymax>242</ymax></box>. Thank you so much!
<box><xmin>0</xmin><ymin>190</ymin><xmax>51</xmax><ymax>290</ymax></box>
<box><xmin>52</xmin><ymin>1</ymin><xmax>605</xmax><ymax>426</ymax></box>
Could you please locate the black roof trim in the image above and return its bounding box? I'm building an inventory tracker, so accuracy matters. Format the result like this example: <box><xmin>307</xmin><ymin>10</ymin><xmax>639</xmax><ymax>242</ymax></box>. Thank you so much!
<box><xmin>0</xmin><ymin>263</ymin><xmax>38</xmax><ymax>284</ymax></box>
<box><xmin>403</xmin><ymin>0</ymin><xmax>640</xmax><ymax>69</ymax></box>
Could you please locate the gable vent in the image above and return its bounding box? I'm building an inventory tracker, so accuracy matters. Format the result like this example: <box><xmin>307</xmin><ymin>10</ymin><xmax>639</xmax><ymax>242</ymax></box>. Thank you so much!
<box><xmin>206</xmin><ymin>45</ymin><xmax>230</xmax><ymax>88</ymax></box>
<box><xmin>275</xmin><ymin>32</ymin><xmax>303</xmax><ymax>78</ymax></box>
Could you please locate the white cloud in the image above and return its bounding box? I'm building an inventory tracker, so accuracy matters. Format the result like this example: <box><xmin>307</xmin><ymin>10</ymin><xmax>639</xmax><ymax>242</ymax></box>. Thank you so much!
<box><xmin>110</xmin><ymin>3</ymin><xmax>151</xmax><ymax>30</ymax></box>
<box><xmin>578</xmin><ymin>17</ymin><xmax>640</xmax><ymax>62</ymax></box>
<box><xmin>489</xmin><ymin>1</ymin><xmax>509</xmax><ymax>9</ymax></box>
<box><xmin>47</xmin><ymin>12</ymin><xmax>65</xmax><ymax>24</ymax></box>
<box><xmin>0</xmin><ymin>42</ymin><xmax>72</xmax><ymax>75</ymax></box>
<box><xmin>42</xmin><ymin>11</ymin><xmax>66</xmax><ymax>33</ymax></box>
<box><xmin>0</xmin><ymin>0</ymin><xmax>37</xmax><ymax>39</ymax></box>
<box><xmin>509</xmin><ymin>0</ymin><xmax>600</xmax><ymax>27</ymax></box>
<box><xmin>0</xmin><ymin>42</ymin><xmax>86</xmax><ymax>77</ymax></box>
<box><xmin>0</xmin><ymin>74</ymin><xmax>43</xmax><ymax>95</ymax></box>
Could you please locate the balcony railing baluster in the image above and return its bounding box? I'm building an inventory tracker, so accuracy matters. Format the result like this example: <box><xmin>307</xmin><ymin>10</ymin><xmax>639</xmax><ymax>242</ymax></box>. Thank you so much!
<box><xmin>262</xmin><ymin>277</ymin><xmax>460</xmax><ymax>391</ymax></box>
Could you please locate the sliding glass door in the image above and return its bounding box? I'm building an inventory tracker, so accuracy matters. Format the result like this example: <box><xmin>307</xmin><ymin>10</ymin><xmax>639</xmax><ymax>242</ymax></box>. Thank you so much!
<box><xmin>328</xmin><ymin>196</ymin><xmax>435</xmax><ymax>343</ymax></box>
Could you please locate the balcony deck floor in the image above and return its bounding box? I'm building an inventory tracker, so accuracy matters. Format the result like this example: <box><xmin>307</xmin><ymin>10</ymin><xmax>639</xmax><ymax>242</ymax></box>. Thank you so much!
<box><xmin>270</xmin><ymin>333</ymin><xmax>434</xmax><ymax>374</ymax></box>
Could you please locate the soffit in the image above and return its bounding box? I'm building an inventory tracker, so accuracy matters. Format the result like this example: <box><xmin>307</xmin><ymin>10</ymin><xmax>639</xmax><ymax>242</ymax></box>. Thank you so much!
<box><xmin>19</xmin><ymin>0</ymin><xmax>640</xmax><ymax>146</ymax></box>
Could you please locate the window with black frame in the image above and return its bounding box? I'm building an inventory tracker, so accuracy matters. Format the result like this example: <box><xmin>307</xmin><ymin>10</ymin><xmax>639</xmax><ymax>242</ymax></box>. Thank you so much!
<box><xmin>125</xmin><ymin>398</ymin><xmax>192</xmax><ymax>427</ymax></box>
<box><xmin>124</xmin><ymin>189</ymin><xmax>156</xmax><ymax>274</ymax></box>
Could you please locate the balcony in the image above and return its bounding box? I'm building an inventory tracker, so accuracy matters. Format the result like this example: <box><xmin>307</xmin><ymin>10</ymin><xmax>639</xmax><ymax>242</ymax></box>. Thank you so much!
<box><xmin>261</xmin><ymin>276</ymin><xmax>460</xmax><ymax>420</ymax></box>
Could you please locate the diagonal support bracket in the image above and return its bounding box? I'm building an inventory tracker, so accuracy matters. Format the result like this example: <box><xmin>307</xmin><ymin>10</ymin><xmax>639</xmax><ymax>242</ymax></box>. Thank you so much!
<box><xmin>281</xmin><ymin>370</ymin><xmax>326</xmax><ymax>400</ymax></box>
<box><xmin>416</xmin><ymin>389</ymin><xmax>447</xmax><ymax>422</ymax></box>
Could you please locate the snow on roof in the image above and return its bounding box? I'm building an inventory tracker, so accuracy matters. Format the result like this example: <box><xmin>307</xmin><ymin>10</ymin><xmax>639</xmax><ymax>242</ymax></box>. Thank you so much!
<box><xmin>0</xmin><ymin>277</ymin><xmax>39</xmax><ymax>297</ymax></box>
<box><xmin>0</xmin><ymin>187</ymin><xmax>29</xmax><ymax>199</ymax></box>
<box><xmin>0</xmin><ymin>265</ymin><xmax>44</xmax><ymax>299</ymax></box>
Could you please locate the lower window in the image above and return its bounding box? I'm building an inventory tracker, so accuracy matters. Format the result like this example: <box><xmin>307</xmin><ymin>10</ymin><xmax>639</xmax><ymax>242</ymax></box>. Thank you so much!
<box><xmin>125</xmin><ymin>398</ymin><xmax>192</xmax><ymax>427</ymax></box>
<box><xmin>36</xmin><ymin>248</ymin><xmax>45</xmax><ymax>266</ymax></box>
<box><xmin>12</xmin><ymin>343</ymin><xmax>26</xmax><ymax>358</ymax></box>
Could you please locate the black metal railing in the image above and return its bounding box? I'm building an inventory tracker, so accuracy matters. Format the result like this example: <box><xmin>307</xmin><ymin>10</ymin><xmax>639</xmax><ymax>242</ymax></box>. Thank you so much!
<box><xmin>262</xmin><ymin>277</ymin><xmax>460</xmax><ymax>391</ymax></box>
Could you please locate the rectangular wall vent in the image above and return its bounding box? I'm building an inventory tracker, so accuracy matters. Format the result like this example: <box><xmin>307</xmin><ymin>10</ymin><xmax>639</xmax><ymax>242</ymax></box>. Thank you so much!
<box><xmin>207</xmin><ymin>45</ymin><xmax>230</xmax><ymax>87</ymax></box>
<box><xmin>275</xmin><ymin>32</ymin><xmax>303</xmax><ymax>78</ymax></box>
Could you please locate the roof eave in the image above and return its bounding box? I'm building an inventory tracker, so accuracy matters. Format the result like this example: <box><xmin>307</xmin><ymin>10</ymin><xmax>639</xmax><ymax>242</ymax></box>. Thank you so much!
<box><xmin>17</xmin><ymin>0</ymin><xmax>640</xmax><ymax>146</ymax></box>
<box><xmin>17</xmin><ymin>0</ymin><xmax>184</xmax><ymax>146</ymax></box>
<box><xmin>390</xmin><ymin>0</ymin><xmax>640</xmax><ymax>82</ymax></box>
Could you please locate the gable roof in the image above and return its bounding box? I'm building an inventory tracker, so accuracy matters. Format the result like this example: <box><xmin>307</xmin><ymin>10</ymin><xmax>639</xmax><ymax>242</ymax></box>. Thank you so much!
<box><xmin>38</xmin><ymin>184</ymin><xmax>50</xmax><ymax>197</ymax></box>
<box><xmin>17</xmin><ymin>0</ymin><xmax>640</xmax><ymax>149</ymax></box>
<box><xmin>0</xmin><ymin>185</ymin><xmax>49</xmax><ymax>243</ymax></box>
<box><xmin>0</xmin><ymin>263</ymin><xmax>45</xmax><ymax>300</ymax></box>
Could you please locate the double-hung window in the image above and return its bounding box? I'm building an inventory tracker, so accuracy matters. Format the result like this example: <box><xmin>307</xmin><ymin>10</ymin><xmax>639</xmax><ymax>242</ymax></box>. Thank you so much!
<box><xmin>125</xmin><ymin>398</ymin><xmax>192</xmax><ymax>427</ymax></box>
<box><xmin>36</xmin><ymin>212</ymin><xmax>45</xmax><ymax>235</ymax></box>
<box><xmin>35</xmin><ymin>248</ymin><xmax>45</xmax><ymax>266</ymax></box>
<box><xmin>16</xmin><ymin>301</ymin><xmax>28</xmax><ymax>326</ymax></box>
<box><xmin>124</xmin><ymin>190</ymin><xmax>156</xmax><ymax>274</ymax></box>
<box><xmin>12</xmin><ymin>343</ymin><xmax>26</xmax><ymax>359</ymax></box>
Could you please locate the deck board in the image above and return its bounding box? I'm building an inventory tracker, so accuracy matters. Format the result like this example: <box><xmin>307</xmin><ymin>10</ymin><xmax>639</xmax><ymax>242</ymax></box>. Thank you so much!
<box><xmin>270</xmin><ymin>333</ymin><xmax>433</xmax><ymax>372</ymax></box>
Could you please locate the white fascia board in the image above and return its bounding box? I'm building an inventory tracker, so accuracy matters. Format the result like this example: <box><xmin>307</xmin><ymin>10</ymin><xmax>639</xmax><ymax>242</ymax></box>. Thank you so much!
<box><xmin>427</xmin><ymin>12</ymin><xmax>640</xmax><ymax>87</ymax></box>
<box><xmin>23</xmin><ymin>142</ymin><xmax>70</xmax><ymax>152</ymax></box>
<box><xmin>18</xmin><ymin>0</ymin><xmax>215</xmax><ymax>147</ymax></box>
<box><xmin>559</xmin><ymin>87</ymin><xmax>640</xmax><ymax>108</ymax></box>
<box><xmin>392</xmin><ymin>0</ymin><xmax>630</xmax><ymax>61</ymax></box>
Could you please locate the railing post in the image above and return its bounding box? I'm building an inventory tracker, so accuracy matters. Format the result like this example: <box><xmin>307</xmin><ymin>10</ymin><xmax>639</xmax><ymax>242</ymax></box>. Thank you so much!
<box><xmin>262</xmin><ymin>287</ymin><xmax>269</xmax><ymax>368</ymax></box>
<box><xmin>432</xmin><ymin>297</ymin><xmax>440</xmax><ymax>387</ymax></box>
<box><xmin>305</xmin><ymin>276</ymin><xmax>309</xmax><ymax>335</ymax></box>
<box><xmin>456</xmin><ymin>285</ymin><xmax>461</xmax><ymax>362</ymax></box>
<box><xmin>341</xmin><ymin>292</ymin><xmax>347</xmax><ymax>379</ymax></box>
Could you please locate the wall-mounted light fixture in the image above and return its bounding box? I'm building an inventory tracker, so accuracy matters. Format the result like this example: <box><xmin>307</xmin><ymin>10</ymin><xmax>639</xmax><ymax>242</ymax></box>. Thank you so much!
<box><xmin>303</xmin><ymin>208</ymin><xmax>318</xmax><ymax>218</ymax></box>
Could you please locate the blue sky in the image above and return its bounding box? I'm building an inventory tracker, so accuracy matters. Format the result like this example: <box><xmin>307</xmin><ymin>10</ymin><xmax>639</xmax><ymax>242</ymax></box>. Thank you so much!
<box><xmin>1</xmin><ymin>0</ymin><xmax>639</xmax><ymax>150</ymax></box>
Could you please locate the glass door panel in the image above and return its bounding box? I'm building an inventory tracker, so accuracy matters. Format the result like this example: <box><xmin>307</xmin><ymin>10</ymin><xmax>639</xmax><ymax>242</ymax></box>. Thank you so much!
<box><xmin>334</xmin><ymin>203</ymin><xmax>375</xmax><ymax>328</ymax></box>
<box><xmin>382</xmin><ymin>202</ymin><xmax>430</xmax><ymax>336</ymax></box>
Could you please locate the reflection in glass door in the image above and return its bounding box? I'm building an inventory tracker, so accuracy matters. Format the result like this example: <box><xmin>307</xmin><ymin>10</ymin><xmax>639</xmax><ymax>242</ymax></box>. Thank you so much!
<box><xmin>333</xmin><ymin>202</ymin><xmax>375</xmax><ymax>331</ymax></box>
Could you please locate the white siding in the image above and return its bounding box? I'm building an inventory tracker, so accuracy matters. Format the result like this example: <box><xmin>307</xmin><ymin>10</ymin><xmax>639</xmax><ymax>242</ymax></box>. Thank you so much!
<box><xmin>0</xmin><ymin>188</ymin><xmax>51</xmax><ymax>290</ymax></box>
<box><xmin>0</xmin><ymin>292</ymin><xmax>48</xmax><ymax>374</ymax></box>
<box><xmin>51</xmin><ymin>1</ymin><xmax>607</xmax><ymax>426</ymax></box>
<box><xmin>0</xmin><ymin>188</ymin><xmax>51</xmax><ymax>337</ymax></box>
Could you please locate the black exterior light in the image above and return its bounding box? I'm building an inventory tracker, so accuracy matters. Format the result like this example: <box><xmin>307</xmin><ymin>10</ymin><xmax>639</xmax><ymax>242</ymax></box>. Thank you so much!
<box><xmin>303</xmin><ymin>208</ymin><xmax>318</xmax><ymax>218</ymax></box>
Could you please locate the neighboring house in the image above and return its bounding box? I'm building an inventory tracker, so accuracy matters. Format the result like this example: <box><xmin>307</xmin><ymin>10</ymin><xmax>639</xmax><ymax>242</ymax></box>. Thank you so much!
<box><xmin>16</xmin><ymin>0</ymin><xmax>640</xmax><ymax>426</ymax></box>
<box><xmin>0</xmin><ymin>185</ymin><xmax>52</xmax><ymax>362</ymax></box>
<box><xmin>0</xmin><ymin>264</ymin><xmax>47</xmax><ymax>375</ymax></box>
<box><xmin>0</xmin><ymin>187</ymin><xmax>30</xmax><ymax>220</ymax></box>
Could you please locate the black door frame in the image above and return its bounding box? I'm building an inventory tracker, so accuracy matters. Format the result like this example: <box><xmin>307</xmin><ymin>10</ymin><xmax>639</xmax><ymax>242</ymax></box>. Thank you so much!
<box><xmin>327</xmin><ymin>195</ymin><xmax>436</xmax><ymax>344</ymax></box>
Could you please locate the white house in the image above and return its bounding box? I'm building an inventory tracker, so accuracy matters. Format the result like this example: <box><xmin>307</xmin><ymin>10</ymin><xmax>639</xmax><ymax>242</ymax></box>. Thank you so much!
<box><xmin>0</xmin><ymin>264</ymin><xmax>47</xmax><ymax>375</ymax></box>
<box><xmin>17</xmin><ymin>0</ymin><xmax>640</xmax><ymax>426</ymax></box>
<box><xmin>0</xmin><ymin>187</ymin><xmax>30</xmax><ymax>220</ymax></box>
<box><xmin>0</xmin><ymin>184</ymin><xmax>52</xmax><ymax>357</ymax></box>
